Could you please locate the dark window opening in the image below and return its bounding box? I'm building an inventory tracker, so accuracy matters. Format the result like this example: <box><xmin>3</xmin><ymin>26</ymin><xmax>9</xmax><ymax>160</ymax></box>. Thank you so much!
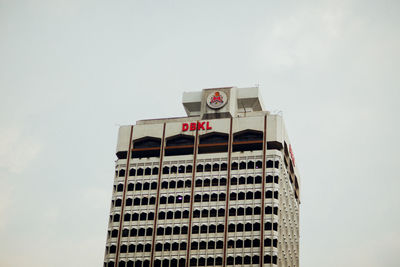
<box><xmin>165</xmin><ymin>135</ymin><xmax>194</xmax><ymax>156</ymax></box>
<box><xmin>198</xmin><ymin>132</ymin><xmax>229</xmax><ymax>154</ymax></box>
<box><xmin>132</xmin><ymin>137</ymin><xmax>161</xmax><ymax>158</ymax></box>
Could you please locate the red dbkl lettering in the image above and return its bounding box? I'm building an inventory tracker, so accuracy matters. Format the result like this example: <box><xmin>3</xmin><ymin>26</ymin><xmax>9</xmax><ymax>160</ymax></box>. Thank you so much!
<box><xmin>182</xmin><ymin>123</ymin><xmax>189</xmax><ymax>131</ymax></box>
<box><xmin>197</xmin><ymin>122</ymin><xmax>205</xmax><ymax>130</ymax></box>
<box><xmin>206</xmin><ymin>121</ymin><xmax>212</xmax><ymax>130</ymax></box>
<box><xmin>190</xmin><ymin>123</ymin><xmax>196</xmax><ymax>131</ymax></box>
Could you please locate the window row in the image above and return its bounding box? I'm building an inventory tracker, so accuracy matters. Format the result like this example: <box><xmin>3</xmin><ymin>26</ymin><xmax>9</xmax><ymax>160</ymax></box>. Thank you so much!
<box><xmin>114</xmin><ymin>212</ymin><xmax>155</xmax><ymax>222</ymax></box>
<box><xmin>115</xmin><ymin>182</ymin><xmax>158</xmax><ymax>192</ymax></box>
<box><xmin>156</xmin><ymin>225</ymin><xmax>189</xmax><ymax>235</ymax></box>
<box><xmin>109</xmin><ymin>227</ymin><xmax>153</xmax><ymax>238</ymax></box>
<box><xmin>193</xmin><ymin>193</ymin><xmax>226</xmax><ymax>202</ymax></box>
<box><xmin>229</xmin><ymin>191</ymin><xmax>262</xmax><ymax>201</ymax></box>
<box><xmin>160</xmin><ymin>195</ymin><xmax>191</xmax><ymax>204</ymax></box>
<box><xmin>124</xmin><ymin>197</ymin><xmax>157</xmax><ymax>206</ymax></box>
<box><xmin>228</xmin><ymin>206</ymin><xmax>261</xmax><ymax>216</ymax></box>
<box><xmin>190</xmin><ymin>240</ymin><xmax>224</xmax><ymax>250</ymax></box>
<box><xmin>193</xmin><ymin>208</ymin><xmax>225</xmax><ymax>218</ymax></box>
<box><xmin>107</xmin><ymin>243</ymin><xmax>151</xmax><ymax>254</ymax></box>
<box><xmin>117</xmin><ymin>159</ymin><xmax>280</xmax><ymax>178</ymax></box>
<box><xmin>194</xmin><ymin>177</ymin><xmax>227</xmax><ymax>187</ymax></box>
<box><xmin>106</xmin><ymin>254</ymin><xmax>278</xmax><ymax>267</ymax></box>
<box><xmin>155</xmin><ymin>242</ymin><xmax>187</xmax><ymax>251</ymax></box>
<box><xmin>227</xmin><ymin>222</ymin><xmax>261</xmax><ymax>232</ymax></box>
<box><xmin>226</xmin><ymin>238</ymin><xmax>260</xmax><ymax>248</ymax></box>
<box><xmin>192</xmin><ymin>224</ymin><xmax>225</xmax><ymax>234</ymax></box>
<box><xmin>160</xmin><ymin>179</ymin><xmax>192</xmax><ymax>189</ymax></box>
<box><xmin>115</xmin><ymin>175</ymin><xmax>279</xmax><ymax>193</ymax></box>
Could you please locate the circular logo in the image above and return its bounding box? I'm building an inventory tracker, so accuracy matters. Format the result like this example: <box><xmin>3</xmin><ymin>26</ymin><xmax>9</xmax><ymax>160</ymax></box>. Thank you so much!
<box><xmin>206</xmin><ymin>91</ymin><xmax>228</xmax><ymax>109</ymax></box>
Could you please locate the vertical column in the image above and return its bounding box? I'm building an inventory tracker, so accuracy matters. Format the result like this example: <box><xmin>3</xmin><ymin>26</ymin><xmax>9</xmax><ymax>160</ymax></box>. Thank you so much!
<box><xmin>260</xmin><ymin>115</ymin><xmax>267</xmax><ymax>267</ymax></box>
<box><xmin>150</xmin><ymin>123</ymin><xmax>166</xmax><ymax>267</ymax></box>
<box><xmin>185</xmin><ymin>121</ymin><xmax>199</xmax><ymax>267</ymax></box>
<box><xmin>222</xmin><ymin>118</ymin><xmax>233</xmax><ymax>267</ymax></box>
<box><xmin>115</xmin><ymin>126</ymin><xmax>134</xmax><ymax>265</ymax></box>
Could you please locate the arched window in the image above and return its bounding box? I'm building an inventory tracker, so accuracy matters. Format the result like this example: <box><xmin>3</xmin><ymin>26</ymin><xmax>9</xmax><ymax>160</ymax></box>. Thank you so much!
<box><xmin>122</xmin><ymin>228</ymin><xmax>129</xmax><ymax>237</ymax></box>
<box><xmin>192</xmin><ymin>225</ymin><xmax>199</xmax><ymax>234</ymax></box>
<box><xmin>128</xmin><ymin>244</ymin><xmax>135</xmax><ymax>253</ymax></box>
<box><xmin>125</xmin><ymin>198</ymin><xmax>132</xmax><ymax>206</ymax></box>
<box><xmin>145</xmin><ymin>167</ymin><xmax>151</xmax><ymax>175</ymax></box>
<box><xmin>138</xmin><ymin>228</ymin><xmax>145</xmax><ymax>236</ymax></box>
<box><xmin>203</xmin><ymin>179</ymin><xmax>210</xmax><ymax>186</ymax></box>
<box><xmin>238</xmin><ymin>192</ymin><xmax>245</xmax><ymax>200</ymax></box>
<box><xmin>197</xmin><ymin>164</ymin><xmax>204</xmax><ymax>172</ymax></box>
<box><xmin>181</xmin><ymin>226</ymin><xmax>188</xmax><ymax>234</ymax></box>
<box><xmin>120</xmin><ymin>245</ymin><xmax>127</xmax><ymax>253</ymax></box>
<box><xmin>132</xmin><ymin>137</ymin><xmax>161</xmax><ymax>158</ymax></box>
<box><xmin>256</xmin><ymin>160</ymin><xmax>262</xmax><ymax>168</ymax></box>
<box><xmin>246</xmin><ymin>207</ymin><xmax>252</xmax><ymax>215</ymax></box>
<box><xmin>186</xmin><ymin>165</ymin><xmax>192</xmax><ymax>173</ymax></box>
<box><xmin>109</xmin><ymin>245</ymin><xmax>116</xmax><ymax>253</ymax></box>
<box><xmin>206</xmin><ymin>257</ymin><xmax>214</xmax><ymax>266</ymax></box>
<box><xmin>165</xmin><ymin>134</ymin><xmax>194</xmax><ymax>156</ymax></box>
<box><xmin>228</xmin><ymin>224</ymin><xmax>235</xmax><ymax>232</ymax></box>
<box><xmin>169</xmin><ymin>180</ymin><xmax>176</xmax><ymax>189</ymax></box>
<box><xmin>191</xmin><ymin>241</ymin><xmax>198</xmax><ymax>250</ymax></box>
<box><xmin>146</xmin><ymin>228</ymin><xmax>153</xmax><ymax>236</ymax></box>
<box><xmin>254</xmin><ymin>222</ymin><xmax>260</xmax><ymax>231</ymax></box>
<box><xmin>231</xmin><ymin>177</ymin><xmax>237</xmax><ymax>185</ymax></box>
<box><xmin>183</xmin><ymin>210</ymin><xmax>189</xmax><ymax>218</ymax></box>
<box><xmin>198</xmin><ymin>257</ymin><xmax>206</xmax><ymax>266</ymax></box>
<box><xmin>230</xmin><ymin>192</ymin><xmax>236</xmax><ymax>201</ymax></box>
<box><xmin>160</xmin><ymin>196</ymin><xmax>167</xmax><ymax>204</ymax></box>
<box><xmin>217</xmin><ymin>224</ymin><xmax>224</xmax><ymax>233</ymax></box>
<box><xmin>220</xmin><ymin>177</ymin><xmax>227</xmax><ymax>185</ymax></box>
<box><xmin>143</xmin><ymin>182</ymin><xmax>150</xmax><ymax>190</ymax></box>
<box><xmin>255</xmin><ymin>175</ymin><xmax>262</xmax><ymax>184</ymax></box>
<box><xmin>202</xmin><ymin>194</ymin><xmax>209</xmax><ymax>202</ymax></box>
<box><xmin>208</xmin><ymin>240</ymin><xmax>216</xmax><ymax>249</ymax></box>
<box><xmin>140</xmin><ymin>212</ymin><xmax>146</xmax><ymax>220</ymax></box>
<box><xmin>254</xmin><ymin>206</ymin><xmax>261</xmax><ymax>215</ymax></box>
<box><xmin>190</xmin><ymin>258</ymin><xmax>197</xmax><ymax>266</ymax></box>
<box><xmin>273</xmin><ymin>222</ymin><xmax>278</xmax><ymax>231</ymax></box>
<box><xmin>253</xmin><ymin>239</ymin><xmax>260</xmax><ymax>247</ymax></box>
<box><xmin>237</xmin><ymin>223</ymin><xmax>244</xmax><ymax>232</ymax></box>
<box><xmin>174</xmin><ymin>210</ymin><xmax>181</xmax><ymax>219</ymax></box>
<box><xmin>156</xmin><ymin>243</ymin><xmax>162</xmax><ymax>251</ymax></box>
<box><xmin>247</xmin><ymin>161</ymin><xmax>254</xmax><ymax>169</ymax></box>
<box><xmin>216</xmin><ymin>240</ymin><xmax>223</xmax><ymax>248</ymax></box>
<box><xmin>124</xmin><ymin>213</ymin><xmax>131</xmax><ymax>221</ymax></box>
<box><xmin>215</xmin><ymin>257</ymin><xmax>222</xmax><ymax>265</ymax></box>
<box><xmin>265</xmin><ymin>206</ymin><xmax>272</xmax><ymax>214</ymax></box>
<box><xmin>171</xmin><ymin>259</ymin><xmax>178</xmax><ymax>266</ymax></box>
<box><xmin>199</xmin><ymin>241</ymin><xmax>207</xmax><ymax>250</ymax></box>
<box><xmin>119</xmin><ymin>169</ymin><xmax>125</xmax><ymax>177</ymax></box>
<box><xmin>235</xmin><ymin>256</ymin><xmax>243</xmax><ymax>265</ymax></box>
<box><xmin>177</xmin><ymin>180</ymin><xmax>184</xmax><ymax>188</ymax></box>
<box><xmin>193</xmin><ymin>210</ymin><xmax>200</xmax><ymax>218</ymax></box>
<box><xmin>164</xmin><ymin>243</ymin><xmax>171</xmax><ymax>251</ymax></box>
<box><xmin>113</xmin><ymin>214</ymin><xmax>120</xmax><ymax>222</ymax></box>
<box><xmin>135</xmin><ymin>183</ymin><xmax>142</xmax><ymax>191</ymax></box>
<box><xmin>152</xmin><ymin>167</ymin><xmax>159</xmax><ymax>175</ymax></box>
<box><xmin>178</xmin><ymin>165</ymin><xmax>185</xmax><ymax>173</ymax></box>
<box><xmin>117</xmin><ymin>184</ymin><xmax>124</xmax><ymax>192</ymax></box>
<box><xmin>194</xmin><ymin>194</ymin><xmax>201</xmax><ymax>202</ymax></box>
<box><xmin>210</xmin><ymin>209</ymin><xmax>217</xmax><ymax>217</ymax></box>
<box><xmin>244</xmin><ymin>255</ymin><xmax>251</xmax><ymax>264</ymax></box>
<box><xmin>201</xmin><ymin>209</ymin><xmax>208</xmax><ymax>218</ymax></box>
<box><xmin>163</xmin><ymin>166</ymin><xmax>169</xmax><ymax>174</ymax></box>
<box><xmin>170</xmin><ymin>166</ymin><xmax>177</xmax><ymax>174</ymax></box>
<box><xmin>201</xmin><ymin>225</ymin><xmax>208</xmax><ymax>233</ymax></box>
<box><xmin>274</xmin><ymin>175</ymin><xmax>279</xmax><ymax>184</ymax></box>
<box><xmin>130</xmin><ymin>228</ymin><xmax>137</xmax><ymax>236</ymax></box>
<box><xmin>212</xmin><ymin>178</ymin><xmax>219</xmax><ymax>186</ymax></box>
<box><xmin>137</xmin><ymin>168</ymin><xmax>143</xmax><ymax>176</ymax></box>
<box><xmin>267</xmin><ymin>160</ymin><xmax>274</xmax><ymax>168</ymax></box>
<box><xmin>274</xmin><ymin>191</ymin><xmax>279</xmax><ymax>199</ymax></box>
<box><xmin>209</xmin><ymin>224</ymin><xmax>216</xmax><ymax>233</ymax></box>
<box><xmin>162</xmin><ymin>259</ymin><xmax>169</xmax><ymax>267</ymax></box>
<box><xmin>204</xmin><ymin>164</ymin><xmax>211</xmax><ymax>172</ymax></box>
<box><xmin>227</xmin><ymin>257</ymin><xmax>234</xmax><ymax>265</ymax></box>
<box><xmin>184</xmin><ymin>195</ymin><xmax>190</xmax><ymax>203</ymax></box>
<box><xmin>127</xmin><ymin>183</ymin><xmax>134</xmax><ymax>191</ymax></box>
<box><xmin>173</xmin><ymin>226</ymin><xmax>180</xmax><ymax>235</ymax></box>
<box><xmin>246</xmin><ymin>191</ymin><xmax>253</xmax><ymax>200</ymax></box>
<box><xmin>168</xmin><ymin>196</ymin><xmax>174</xmax><ymax>204</ymax></box>
<box><xmin>157</xmin><ymin>227</ymin><xmax>164</xmax><ymax>235</ymax></box>
<box><xmin>219</xmin><ymin>193</ymin><xmax>226</xmax><ymax>201</ymax></box>
<box><xmin>274</xmin><ymin>207</ymin><xmax>278</xmax><ymax>215</ymax></box>
<box><xmin>158</xmin><ymin>212</ymin><xmax>165</xmax><ymax>220</ymax></box>
<box><xmin>151</xmin><ymin>182</ymin><xmax>157</xmax><ymax>190</ymax></box>
<box><xmin>231</xmin><ymin>162</ymin><xmax>238</xmax><ymax>170</ymax></box>
<box><xmin>233</xmin><ymin>130</ymin><xmax>263</xmax><ymax>152</ymax></box>
<box><xmin>185</xmin><ymin>180</ymin><xmax>191</xmax><ymax>188</ymax></box>
<box><xmin>239</xmin><ymin>162</ymin><xmax>246</xmax><ymax>169</ymax></box>
<box><xmin>211</xmin><ymin>193</ymin><xmax>218</xmax><ymax>201</ymax></box>
<box><xmin>136</xmin><ymin>244</ymin><xmax>144</xmax><ymax>252</ymax></box>
<box><xmin>229</xmin><ymin>208</ymin><xmax>236</xmax><ymax>216</ymax></box>
<box><xmin>228</xmin><ymin>239</ymin><xmax>234</xmax><ymax>248</ymax></box>
<box><xmin>133</xmin><ymin>198</ymin><xmax>140</xmax><ymax>206</ymax></box>
<box><xmin>213</xmin><ymin>163</ymin><xmax>219</xmax><ymax>171</ymax></box>
<box><xmin>266</xmin><ymin>190</ymin><xmax>273</xmax><ymax>198</ymax></box>
<box><xmin>172</xmin><ymin>242</ymin><xmax>179</xmax><ymax>251</ymax></box>
<box><xmin>179</xmin><ymin>258</ymin><xmax>186</xmax><ymax>267</ymax></box>
<box><xmin>154</xmin><ymin>260</ymin><xmax>161</xmax><ymax>267</ymax></box>
<box><xmin>239</xmin><ymin>176</ymin><xmax>246</xmax><ymax>184</ymax></box>
<box><xmin>237</xmin><ymin>207</ymin><xmax>244</xmax><ymax>216</ymax></box>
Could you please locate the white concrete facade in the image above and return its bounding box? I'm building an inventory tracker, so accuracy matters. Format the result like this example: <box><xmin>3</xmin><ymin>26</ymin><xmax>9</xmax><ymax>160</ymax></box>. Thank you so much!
<box><xmin>104</xmin><ymin>87</ymin><xmax>300</xmax><ymax>267</ymax></box>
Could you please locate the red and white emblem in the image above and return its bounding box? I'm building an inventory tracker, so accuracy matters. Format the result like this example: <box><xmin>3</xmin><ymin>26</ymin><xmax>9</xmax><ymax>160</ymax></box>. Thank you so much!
<box><xmin>207</xmin><ymin>91</ymin><xmax>227</xmax><ymax>109</ymax></box>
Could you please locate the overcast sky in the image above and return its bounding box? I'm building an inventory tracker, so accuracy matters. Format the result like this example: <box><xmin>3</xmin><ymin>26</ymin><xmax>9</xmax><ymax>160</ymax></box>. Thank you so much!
<box><xmin>1</xmin><ymin>1</ymin><xmax>399</xmax><ymax>266</ymax></box>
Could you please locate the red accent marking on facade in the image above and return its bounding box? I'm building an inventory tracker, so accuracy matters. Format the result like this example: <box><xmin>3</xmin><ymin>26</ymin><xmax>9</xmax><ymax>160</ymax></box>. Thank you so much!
<box><xmin>185</xmin><ymin>122</ymin><xmax>199</xmax><ymax>267</ymax></box>
<box><xmin>115</xmin><ymin>126</ymin><xmax>133</xmax><ymax>265</ymax></box>
<box><xmin>150</xmin><ymin>123</ymin><xmax>166</xmax><ymax>267</ymax></box>
<box><xmin>182</xmin><ymin>123</ymin><xmax>189</xmax><ymax>131</ymax></box>
<box><xmin>197</xmin><ymin>121</ymin><xmax>205</xmax><ymax>130</ymax></box>
<box><xmin>260</xmin><ymin>116</ymin><xmax>267</xmax><ymax>267</ymax></box>
<box><xmin>222</xmin><ymin>118</ymin><xmax>233</xmax><ymax>267</ymax></box>
<box><xmin>190</xmin><ymin>122</ymin><xmax>196</xmax><ymax>131</ymax></box>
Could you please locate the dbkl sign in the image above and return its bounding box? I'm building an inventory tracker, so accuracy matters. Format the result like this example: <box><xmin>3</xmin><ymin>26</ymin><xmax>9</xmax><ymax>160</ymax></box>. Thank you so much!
<box><xmin>182</xmin><ymin>122</ymin><xmax>212</xmax><ymax>132</ymax></box>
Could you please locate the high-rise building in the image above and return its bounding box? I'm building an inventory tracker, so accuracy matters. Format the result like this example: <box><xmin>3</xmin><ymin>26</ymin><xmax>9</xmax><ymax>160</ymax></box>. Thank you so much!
<box><xmin>104</xmin><ymin>87</ymin><xmax>300</xmax><ymax>267</ymax></box>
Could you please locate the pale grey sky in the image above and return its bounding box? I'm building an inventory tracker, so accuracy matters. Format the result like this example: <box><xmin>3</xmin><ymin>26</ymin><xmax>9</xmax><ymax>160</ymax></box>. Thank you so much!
<box><xmin>1</xmin><ymin>1</ymin><xmax>399</xmax><ymax>266</ymax></box>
